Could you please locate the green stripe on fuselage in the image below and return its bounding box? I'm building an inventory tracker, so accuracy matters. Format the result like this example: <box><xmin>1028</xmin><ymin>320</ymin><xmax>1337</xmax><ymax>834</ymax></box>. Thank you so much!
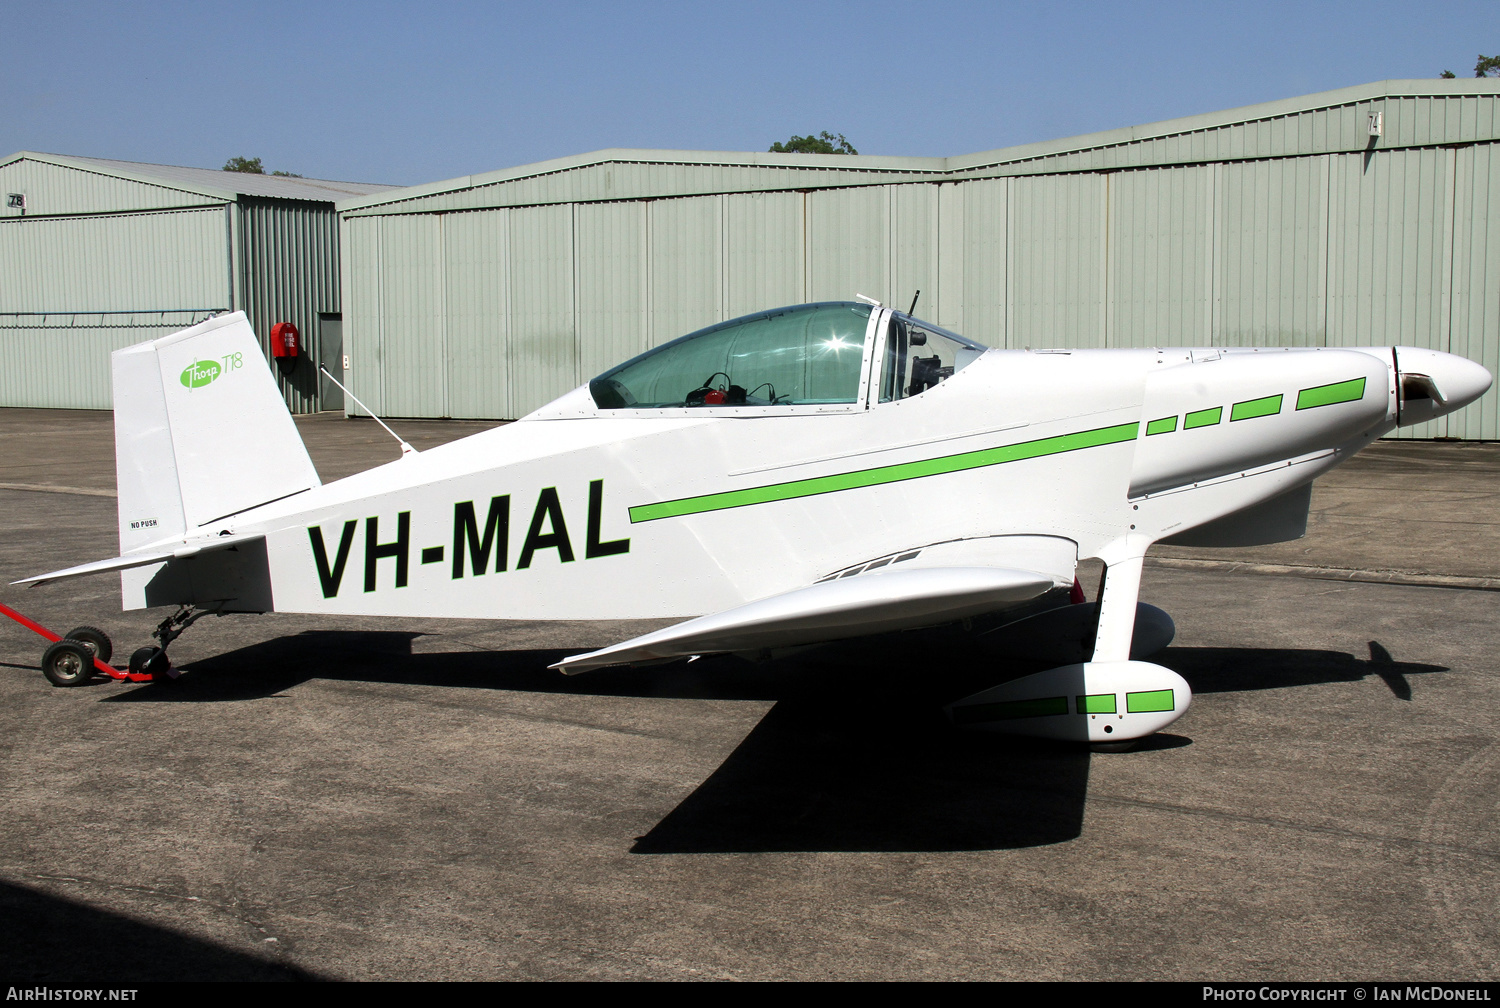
<box><xmin>628</xmin><ymin>421</ymin><xmax>1140</xmax><ymax>523</ymax></box>
<box><xmin>1145</xmin><ymin>416</ymin><xmax>1178</xmax><ymax>436</ymax></box>
<box><xmin>1296</xmin><ymin>377</ymin><xmax>1366</xmax><ymax>410</ymax></box>
<box><xmin>1230</xmin><ymin>394</ymin><xmax>1283</xmax><ymax>421</ymax></box>
<box><xmin>1184</xmin><ymin>407</ymin><xmax>1222</xmax><ymax>429</ymax></box>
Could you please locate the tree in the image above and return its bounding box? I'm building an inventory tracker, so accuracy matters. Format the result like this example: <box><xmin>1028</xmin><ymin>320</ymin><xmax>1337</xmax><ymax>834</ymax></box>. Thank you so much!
<box><xmin>1441</xmin><ymin>54</ymin><xmax>1499</xmax><ymax>78</ymax></box>
<box><xmin>769</xmin><ymin>131</ymin><xmax>858</xmax><ymax>155</ymax></box>
<box><xmin>221</xmin><ymin>157</ymin><xmax>303</xmax><ymax>177</ymax></box>
<box><xmin>222</xmin><ymin>156</ymin><xmax>265</xmax><ymax>173</ymax></box>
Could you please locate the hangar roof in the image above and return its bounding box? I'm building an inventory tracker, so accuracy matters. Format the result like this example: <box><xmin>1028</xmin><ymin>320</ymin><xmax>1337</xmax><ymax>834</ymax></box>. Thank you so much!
<box><xmin>2</xmin><ymin>151</ymin><xmax>400</xmax><ymax>204</ymax></box>
<box><xmin>338</xmin><ymin>79</ymin><xmax>1500</xmax><ymax>216</ymax></box>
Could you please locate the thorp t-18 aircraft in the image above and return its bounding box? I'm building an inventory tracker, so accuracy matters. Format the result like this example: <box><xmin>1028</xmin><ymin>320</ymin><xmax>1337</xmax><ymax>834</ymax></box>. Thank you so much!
<box><xmin>15</xmin><ymin>300</ymin><xmax>1492</xmax><ymax>744</ymax></box>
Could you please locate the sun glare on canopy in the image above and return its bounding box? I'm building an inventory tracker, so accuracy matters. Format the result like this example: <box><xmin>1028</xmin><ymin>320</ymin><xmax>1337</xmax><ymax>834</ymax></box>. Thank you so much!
<box><xmin>590</xmin><ymin>303</ymin><xmax>871</xmax><ymax>408</ymax></box>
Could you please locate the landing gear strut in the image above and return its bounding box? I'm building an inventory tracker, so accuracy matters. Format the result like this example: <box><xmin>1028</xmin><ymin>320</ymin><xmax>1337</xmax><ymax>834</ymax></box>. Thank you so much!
<box><xmin>947</xmin><ymin>535</ymin><xmax>1193</xmax><ymax>745</ymax></box>
<box><xmin>130</xmin><ymin>605</ymin><xmax>224</xmax><ymax>684</ymax></box>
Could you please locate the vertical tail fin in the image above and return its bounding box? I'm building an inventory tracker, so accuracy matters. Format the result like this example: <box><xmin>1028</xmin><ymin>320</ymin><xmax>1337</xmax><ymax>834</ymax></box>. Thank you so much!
<box><xmin>113</xmin><ymin>311</ymin><xmax>321</xmax><ymax>554</ymax></box>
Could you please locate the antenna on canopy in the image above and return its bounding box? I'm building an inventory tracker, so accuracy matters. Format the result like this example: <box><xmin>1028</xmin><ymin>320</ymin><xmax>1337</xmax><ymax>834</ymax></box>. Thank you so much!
<box><xmin>855</xmin><ymin>293</ymin><xmax>882</xmax><ymax>306</ymax></box>
<box><xmin>907</xmin><ymin>290</ymin><xmax>921</xmax><ymax>315</ymax></box>
<box><xmin>317</xmin><ymin>364</ymin><xmax>418</xmax><ymax>457</ymax></box>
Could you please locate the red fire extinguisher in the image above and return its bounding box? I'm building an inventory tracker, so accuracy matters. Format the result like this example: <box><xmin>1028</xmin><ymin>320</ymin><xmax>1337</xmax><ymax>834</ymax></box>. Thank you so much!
<box><xmin>270</xmin><ymin>322</ymin><xmax>300</xmax><ymax>358</ymax></box>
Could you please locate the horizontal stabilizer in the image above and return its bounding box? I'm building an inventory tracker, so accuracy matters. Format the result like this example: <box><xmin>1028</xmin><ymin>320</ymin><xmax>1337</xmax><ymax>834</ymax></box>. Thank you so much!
<box><xmin>552</xmin><ymin>566</ymin><xmax>1057</xmax><ymax>674</ymax></box>
<box><xmin>13</xmin><ymin>533</ymin><xmax>265</xmax><ymax>587</ymax></box>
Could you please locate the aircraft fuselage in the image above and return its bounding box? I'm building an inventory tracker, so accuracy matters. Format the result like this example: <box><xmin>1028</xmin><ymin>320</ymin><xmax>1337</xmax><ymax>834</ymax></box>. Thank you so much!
<box><xmin>121</xmin><ymin>308</ymin><xmax>1477</xmax><ymax>627</ymax></box>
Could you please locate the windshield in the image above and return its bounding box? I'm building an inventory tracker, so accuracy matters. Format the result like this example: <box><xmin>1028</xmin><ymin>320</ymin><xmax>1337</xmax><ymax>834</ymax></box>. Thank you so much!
<box><xmin>880</xmin><ymin>312</ymin><xmax>988</xmax><ymax>403</ymax></box>
<box><xmin>590</xmin><ymin>302</ymin><xmax>873</xmax><ymax>409</ymax></box>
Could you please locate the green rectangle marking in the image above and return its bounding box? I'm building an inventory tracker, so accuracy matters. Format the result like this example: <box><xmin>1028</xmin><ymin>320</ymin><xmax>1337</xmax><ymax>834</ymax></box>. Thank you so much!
<box><xmin>953</xmin><ymin>696</ymin><xmax>1068</xmax><ymax>724</ymax></box>
<box><xmin>1184</xmin><ymin>407</ymin><xmax>1222</xmax><ymax>430</ymax></box>
<box><xmin>1076</xmin><ymin>693</ymin><xmax>1117</xmax><ymax>715</ymax></box>
<box><xmin>629</xmin><ymin>421</ymin><xmax>1140</xmax><ymax>523</ymax></box>
<box><xmin>1230</xmin><ymin>394</ymin><xmax>1283</xmax><ymax>422</ymax></box>
<box><xmin>1145</xmin><ymin>416</ymin><xmax>1178</xmax><ymax>436</ymax></box>
<box><xmin>1126</xmin><ymin>689</ymin><xmax>1175</xmax><ymax>713</ymax></box>
<box><xmin>1296</xmin><ymin>377</ymin><xmax>1366</xmax><ymax>410</ymax></box>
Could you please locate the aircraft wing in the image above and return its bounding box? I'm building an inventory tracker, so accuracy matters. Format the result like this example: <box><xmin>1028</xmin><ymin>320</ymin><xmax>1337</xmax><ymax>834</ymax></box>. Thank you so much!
<box><xmin>551</xmin><ymin>564</ymin><xmax>1061</xmax><ymax>674</ymax></box>
<box><xmin>12</xmin><ymin>533</ymin><xmax>266</xmax><ymax>587</ymax></box>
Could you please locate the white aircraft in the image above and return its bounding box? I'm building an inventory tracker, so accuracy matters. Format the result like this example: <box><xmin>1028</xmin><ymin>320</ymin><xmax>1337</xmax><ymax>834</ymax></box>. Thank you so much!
<box><xmin>15</xmin><ymin>300</ymin><xmax>1492</xmax><ymax>745</ymax></box>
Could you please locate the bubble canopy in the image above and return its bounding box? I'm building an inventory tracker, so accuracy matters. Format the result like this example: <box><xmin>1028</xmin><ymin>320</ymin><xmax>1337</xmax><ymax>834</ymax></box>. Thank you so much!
<box><xmin>588</xmin><ymin>302</ymin><xmax>988</xmax><ymax>410</ymax></box>
<box><xmin>589</xmin><ymin>302</ymin><xmax>874</xmax><ymax>409</ymax></box>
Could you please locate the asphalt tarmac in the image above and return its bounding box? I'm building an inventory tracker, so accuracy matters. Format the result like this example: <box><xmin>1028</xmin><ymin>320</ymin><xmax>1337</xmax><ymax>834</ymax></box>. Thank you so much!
<box><xmin>0</xmin><ymin>409</ymin><xmax>1496</xmax><ymax>982</ymax></box>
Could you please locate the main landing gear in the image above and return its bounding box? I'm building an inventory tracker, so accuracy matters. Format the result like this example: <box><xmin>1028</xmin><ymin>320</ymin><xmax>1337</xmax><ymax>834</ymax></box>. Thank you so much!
<box><xmin>946</xmin><ymin>537</ymin><xmax>1194</xmax><ymax>747</ymax></box>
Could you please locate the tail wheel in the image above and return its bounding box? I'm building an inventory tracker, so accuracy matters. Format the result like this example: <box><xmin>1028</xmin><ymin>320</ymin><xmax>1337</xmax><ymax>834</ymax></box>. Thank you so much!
<box><xmin>41</xmin><ymin>640</ymin><xmax>95</xmax><ymax>687</ymax></box>
<box><xmin>64</xmin><ymin>626</ymin><xmax>112</xmax><ymax>665</ymax></box>
<box><xmin>129</xmin><ymin>646</ymin><xmax>174</xmax><ymax>683</ymax></box>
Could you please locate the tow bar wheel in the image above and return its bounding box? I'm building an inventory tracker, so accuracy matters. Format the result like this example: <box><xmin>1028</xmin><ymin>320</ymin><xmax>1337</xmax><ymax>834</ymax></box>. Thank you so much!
<box><xmin>41</xmin><ymin>640</ymin><xmax>96</xmax><ymax>687</ymax></box>
<box><xmin>63</xmin><ymin>626</ymin><xmax>112</xmax><ymax>664</ymax></box>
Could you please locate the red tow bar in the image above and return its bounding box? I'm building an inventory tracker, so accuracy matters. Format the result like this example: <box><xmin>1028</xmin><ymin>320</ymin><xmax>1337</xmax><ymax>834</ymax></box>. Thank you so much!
<box><xmin>0</xmin><ymin>601</ymin><xmax>150</xmax><ymax>682</ymax></box>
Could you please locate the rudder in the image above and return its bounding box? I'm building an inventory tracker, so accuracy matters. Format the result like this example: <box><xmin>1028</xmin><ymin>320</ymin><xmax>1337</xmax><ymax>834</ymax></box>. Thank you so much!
<box><xmin>113</xmin><ymin>311</ymin><xmax>321</xmax><ymax>555</ymax></box>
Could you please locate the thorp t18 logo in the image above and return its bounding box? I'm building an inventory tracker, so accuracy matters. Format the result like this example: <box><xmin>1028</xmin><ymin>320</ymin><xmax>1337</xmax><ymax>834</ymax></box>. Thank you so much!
<box><xmin>179</xmin><ymin>352</ymin><xmax>242</xmax><ymax>389</ymax></box>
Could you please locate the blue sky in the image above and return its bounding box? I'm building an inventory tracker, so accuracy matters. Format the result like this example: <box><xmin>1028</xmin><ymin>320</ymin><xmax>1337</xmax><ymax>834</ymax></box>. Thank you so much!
<box><xmin>4</xmin><ymin>1</ymin><xmax>1496</xmax><ymax>187</ymax></box>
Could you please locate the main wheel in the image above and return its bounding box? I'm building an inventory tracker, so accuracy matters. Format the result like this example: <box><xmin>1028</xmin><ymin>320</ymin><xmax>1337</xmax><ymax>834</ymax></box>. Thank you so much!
<box><xmin>41</xmin><ymin>640</ymin><xmax>95</xmax><ymax>687</ymax></box>
<box><xmin>64</xmin><ymin>625</ymin><xmax>112</xmax><ymax>664</ymax></box>
<box><xmin>128</xmin><ymin>646</ymin><xmax>174</xmax><ymax>683</ymax></box>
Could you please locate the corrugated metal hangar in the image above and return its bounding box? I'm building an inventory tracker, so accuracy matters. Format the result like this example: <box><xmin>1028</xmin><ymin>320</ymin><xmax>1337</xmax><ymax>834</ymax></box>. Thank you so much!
<box><xmin>0</xmin><ymin>153</ymin><xmax>397</xmax><ymax>411</ymax></box>
<box><xmin>338</xmin><ymin>79</ymin><xmax>1500</xmax><ymax>439</ymax></box>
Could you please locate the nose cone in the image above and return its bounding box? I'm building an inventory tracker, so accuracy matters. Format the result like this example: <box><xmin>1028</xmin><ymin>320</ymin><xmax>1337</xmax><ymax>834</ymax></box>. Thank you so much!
<box><xmin>1396</xmin><ymin>347</ymin><xmax>1494</xmax><ymax>425</ymax></box>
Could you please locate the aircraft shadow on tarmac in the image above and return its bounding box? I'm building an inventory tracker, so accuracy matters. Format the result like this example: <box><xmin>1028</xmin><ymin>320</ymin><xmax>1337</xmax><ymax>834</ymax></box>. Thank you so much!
<box><xmin>1164</xmin><ymin>640</ymin><xmax>1445</xmax><ymax>701</ymax></box>
<box><xmin>92</xmin><ymin>629</ymin><xmax>1445</xmax><ymax>854</ymax></box>
<box><xmin>0</xmin><ymin>878</ymin><xmax>324</xmax><ymax>982</ymax></box>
